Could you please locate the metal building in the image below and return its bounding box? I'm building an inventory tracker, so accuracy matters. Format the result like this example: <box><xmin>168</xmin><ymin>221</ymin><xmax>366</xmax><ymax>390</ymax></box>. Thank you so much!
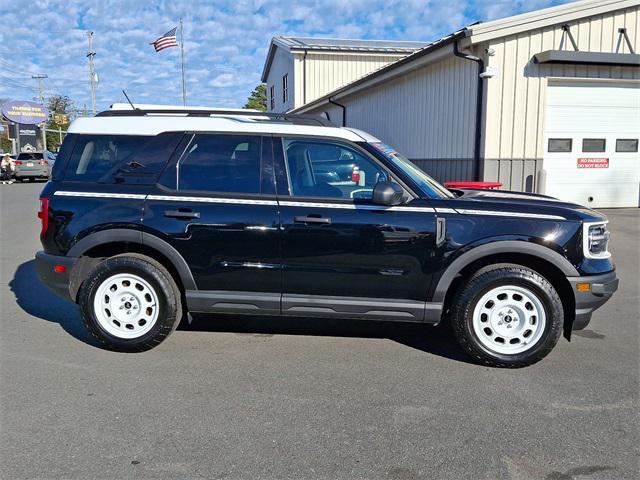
<box><xmin>263</xmin><ymin>0</ymin><xmax>640</xmax><ymax>208</ymax></box>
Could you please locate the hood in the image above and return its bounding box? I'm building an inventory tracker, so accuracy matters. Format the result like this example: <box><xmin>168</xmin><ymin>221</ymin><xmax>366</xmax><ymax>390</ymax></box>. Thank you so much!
<box><xmin>446</xmin><ymin>189</ymin><xmax>606</xmax><ymax>222</ymax></box>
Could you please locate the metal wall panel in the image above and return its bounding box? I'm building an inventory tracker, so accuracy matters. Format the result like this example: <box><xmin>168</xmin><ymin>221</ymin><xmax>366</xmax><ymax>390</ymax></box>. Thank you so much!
<box><xmin>305</xmin><ymin>55</ymin><xmax>478</xmax><ymax>181</ymax></box>
<box><xmin>296</xmin><ymin>53</ymin><xmax>405</xmax><ymax>108</ymax></box>
<box><xmin>482</xmin><ymin>5</ymin><xmax>640</xmax><ymax>164</ymax></box>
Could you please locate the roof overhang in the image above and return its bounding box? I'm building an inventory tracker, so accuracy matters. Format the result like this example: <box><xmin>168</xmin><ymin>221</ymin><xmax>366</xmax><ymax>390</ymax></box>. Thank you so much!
<box><xmin>534</xmin><ymin>50</ymin><xmax>640</xmax><ymax>67</ymax></box>
<box><xmin>463</xmin><ymin>0</ymin><xmax>639</xmax><ymax>46</ymax></box>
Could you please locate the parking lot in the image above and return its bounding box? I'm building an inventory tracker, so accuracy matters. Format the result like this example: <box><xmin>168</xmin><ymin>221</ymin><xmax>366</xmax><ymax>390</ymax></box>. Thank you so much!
<box><xmin>0</xmin><ymin>182</ymin><xmax>638</xmax><ymax>480</ymax></box>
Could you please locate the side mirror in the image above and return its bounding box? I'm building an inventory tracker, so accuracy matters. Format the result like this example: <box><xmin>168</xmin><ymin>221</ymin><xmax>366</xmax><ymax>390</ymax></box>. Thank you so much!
<box><xmin>372</xmin><ymin>181</ymin><xmax>404</xmax><ymax>206</ymax></box>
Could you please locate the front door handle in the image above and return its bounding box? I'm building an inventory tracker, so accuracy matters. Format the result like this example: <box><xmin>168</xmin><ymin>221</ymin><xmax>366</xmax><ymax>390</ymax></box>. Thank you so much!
<box><xmin>164</xmin><ymin>209</ymin><xmax>200</xmax><ymax>219</ymax></box>
<box><xmin>294</xmin><ymin>215</ymin><xmax>331</xmax><ymax>225</ymax></box>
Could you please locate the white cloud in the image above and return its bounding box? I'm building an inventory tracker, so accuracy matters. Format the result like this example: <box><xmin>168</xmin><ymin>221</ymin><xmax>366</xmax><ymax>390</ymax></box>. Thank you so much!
<box><xmin>209</xmin><ymin>73</ymin><xmax>236</xmax><ymax>88</ymax></box>
<box><xmin>0</xmin><ymin>0</ymin><xmax>569</xmax><ymax>111</ymax></box>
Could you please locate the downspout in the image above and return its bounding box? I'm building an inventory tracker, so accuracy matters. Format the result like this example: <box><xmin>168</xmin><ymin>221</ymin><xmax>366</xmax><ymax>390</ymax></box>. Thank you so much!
<box><xmin>328</xmin><ymin>98</ymin><xmax>346</xmax><ymax>127</ymax></box>
<box><xmin>453</xmin><ymin>40</ymin><xmax>484</xmax><ymax>181</ymax></box>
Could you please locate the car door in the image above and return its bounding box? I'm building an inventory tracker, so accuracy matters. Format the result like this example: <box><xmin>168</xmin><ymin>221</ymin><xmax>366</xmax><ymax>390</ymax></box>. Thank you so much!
<box><xmin>143</xmin><ymin>133</ymin><xmax>281</xmax><ymax>314</ymax></box>
<box><xmin>274</xmin><ymin>136</ymin><xmax>439</xmax><ymax>322</ymax></box>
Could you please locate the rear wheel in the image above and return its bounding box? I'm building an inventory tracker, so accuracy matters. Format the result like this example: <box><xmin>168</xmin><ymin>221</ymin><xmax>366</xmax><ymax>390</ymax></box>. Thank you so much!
<box><xmin>78</xmin><ymin>254</ymin><xmax>182</xmax><ymax>352</ymax></box>
<box><xmin>451</xmin><ymin>264</ymin><xmax>563</xmax><ymax>368</ymax></box>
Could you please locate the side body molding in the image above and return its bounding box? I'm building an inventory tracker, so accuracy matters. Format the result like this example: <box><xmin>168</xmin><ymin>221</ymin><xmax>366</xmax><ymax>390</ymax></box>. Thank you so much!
<box><xmin>67</xmin><ymin>228</ymin><xmax>197</xmax><ymax>291</ymax></box>
<box><xmin>431</xmin><ymin>240</ymin><xmax>580</xmax><ymax>305</ymax></box>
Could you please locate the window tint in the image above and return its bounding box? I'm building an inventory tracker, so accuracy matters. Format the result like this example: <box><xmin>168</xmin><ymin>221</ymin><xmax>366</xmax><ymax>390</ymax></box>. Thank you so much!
<box><xmin>63</xmin><ymin>134</ymin><xmax>180</xmax><ymax>183</ymax></box>
<box><xmin>548</xmin><ymin>138</ymin><xmax>572</xmax><ymax>152</ymax></box>
<box><xmin>582</xmin><ymin>138</ymin><xmax>606</xmax><ymax>152</ymax></box>
<box><xmin>64</xmin><ymin>135</ymin><xmax>151</xmax><ymax>182</ymax></box>
<box><xmin>284</xmin><ymin>139</ymin><xmax>387</xmax><ymax>200</ymax></box>
<box><xmin>616</xmin><ymin>139</ymin><xmax>638</xmax><ymax>152</ymax></box>
<box><xmin>178</xmin><ymin>134</ymin><xmax>261</xmax><ymax>194</ymax></box>
<box><xmin>17</xmin><ymin>152</ymin><xmax>43</xmax><ymax>160</ymax></box>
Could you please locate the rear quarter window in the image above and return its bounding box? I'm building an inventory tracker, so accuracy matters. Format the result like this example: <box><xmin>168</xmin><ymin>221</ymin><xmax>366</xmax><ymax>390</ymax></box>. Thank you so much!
<box><xmin>62</xmin><ymin>133</ymin><xmax>181</xmax><ymax>183</ymax></box>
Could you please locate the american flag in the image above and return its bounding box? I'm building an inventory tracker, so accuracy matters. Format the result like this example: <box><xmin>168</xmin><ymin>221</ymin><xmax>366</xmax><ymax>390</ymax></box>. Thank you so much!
<box><xmin>150</xmin><ymin>27</ymin><xmax>179</xmax><ymax>52</ymax></box>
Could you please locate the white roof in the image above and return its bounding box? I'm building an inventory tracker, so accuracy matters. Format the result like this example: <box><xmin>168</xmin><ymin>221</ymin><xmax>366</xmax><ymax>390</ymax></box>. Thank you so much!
<box><xmin>109</xmin><ymin>103</ymin><xmax>260</xmax><ymax>113</ymax></box>
<box><xmin>66</xmin><ymin>114</ymin><xmax>378</xmax><ymax>142</ymax></box>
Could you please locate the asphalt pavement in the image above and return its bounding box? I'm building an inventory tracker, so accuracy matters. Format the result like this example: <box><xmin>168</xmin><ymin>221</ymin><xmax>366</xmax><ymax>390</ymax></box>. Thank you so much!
<box><xmin>1</xmin><ymin>182</ymin><xmax>638</xmax><ymax>480</ymax></box>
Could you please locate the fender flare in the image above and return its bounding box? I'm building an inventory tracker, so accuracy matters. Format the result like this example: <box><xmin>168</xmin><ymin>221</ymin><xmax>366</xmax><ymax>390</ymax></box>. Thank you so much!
<box><xmin>432</xmin><ymin>240</ymin><xmax>579</xmax><ymax>304</ymax></box>
<box><xmin>67</xmin><ymin>228</ymin><xmax>197</xmax><ymax>291</ymax></box>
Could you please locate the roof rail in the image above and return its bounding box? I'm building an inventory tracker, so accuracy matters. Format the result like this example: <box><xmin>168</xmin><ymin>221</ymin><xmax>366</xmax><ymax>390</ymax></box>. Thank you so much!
<box><xmin>96</xmin><ymin>108</ymin><xmax>337</xmax><ymax>127</ymax></box>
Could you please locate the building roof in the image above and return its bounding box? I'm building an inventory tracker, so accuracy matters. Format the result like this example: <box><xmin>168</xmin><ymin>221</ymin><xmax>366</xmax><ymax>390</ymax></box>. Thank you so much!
<box><xmin>261</xmin><ymin>36</ymin><xmax>425</xmax><ymax>82</ymax></box>
<box><xmin>293</xmin><ymin>0</ymin><xmax>637</xmax><ymax>113</ymax></box>
<box><xmin>273</xmin><ymin>36</ymin><xmax>426</xmax><ymax>53</ymax></box>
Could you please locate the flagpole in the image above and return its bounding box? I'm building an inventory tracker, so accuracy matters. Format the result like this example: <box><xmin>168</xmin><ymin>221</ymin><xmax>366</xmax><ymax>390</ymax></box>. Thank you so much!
<box><xmin>180</xmin><ymin>18</ymin><xmax>186</xmax><ymax>106</ymax></box>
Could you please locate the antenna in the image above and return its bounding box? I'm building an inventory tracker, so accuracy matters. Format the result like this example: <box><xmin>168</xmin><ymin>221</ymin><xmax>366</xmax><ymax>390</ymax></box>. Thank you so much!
<box><xmin>122</xmin><ymin>90</ymin><xmax>138</xmax><ymax>110</ymax></box>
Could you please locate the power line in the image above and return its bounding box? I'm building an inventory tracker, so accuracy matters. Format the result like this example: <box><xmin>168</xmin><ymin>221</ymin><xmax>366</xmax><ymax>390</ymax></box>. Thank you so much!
<box><xmin>32</xmin><ymin>74</ymin><xmax>48</xmax><ymax>104</ymax></box>
<box><xmin>87</xmin><ymin>31</ymin><xmax>97</xmax><ymax>115</ymax></box>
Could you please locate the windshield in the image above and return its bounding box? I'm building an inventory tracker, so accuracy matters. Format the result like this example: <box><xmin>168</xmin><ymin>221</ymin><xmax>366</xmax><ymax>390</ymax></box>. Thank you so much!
<box><xmin>369</xmin><ymin>143</ymin><xmax>454</xmax><ymax>199</ymax></box>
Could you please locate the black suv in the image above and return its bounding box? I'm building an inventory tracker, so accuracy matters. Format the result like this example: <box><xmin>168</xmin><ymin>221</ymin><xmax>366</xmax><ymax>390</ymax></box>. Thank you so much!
<box><xmin>36</xmin><ymin>107</ymin><xmax>618</xmax><ymax>367</ymax></box>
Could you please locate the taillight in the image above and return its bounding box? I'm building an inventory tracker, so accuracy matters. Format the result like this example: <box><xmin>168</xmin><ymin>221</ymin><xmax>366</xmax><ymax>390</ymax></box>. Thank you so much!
<box><xmin>39</xmin><ymin>160</ymin><xmax>48</xmax><ymax>165</ymax></box>
<box><xmin>38</xmin><ymin>197</ymin><xmax>49</xmax><ymax>237</ymax></box>
<box><xmin>14</xmin><ymin>160</ymin><xmax>22</xmax><ymax>165</ymax></box>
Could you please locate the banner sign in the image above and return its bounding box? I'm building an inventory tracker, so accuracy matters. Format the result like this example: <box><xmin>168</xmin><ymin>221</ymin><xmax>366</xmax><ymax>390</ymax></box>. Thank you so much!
<box><xmin>577</xmin><ymin>158</ymin><xmax>609</xmax><ymax>169</ymax></box>
<box><xmin>1</xmin><ymin>100</ymin><xmax>49</xmax><ymax>125</ymax></box>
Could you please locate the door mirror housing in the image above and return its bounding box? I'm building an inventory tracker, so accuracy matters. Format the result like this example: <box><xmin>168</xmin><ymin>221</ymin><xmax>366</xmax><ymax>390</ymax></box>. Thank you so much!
<box><xmin>372</xmin><ymin>181</ymin><xmax>404</xmax><ymax>206</ymax></box>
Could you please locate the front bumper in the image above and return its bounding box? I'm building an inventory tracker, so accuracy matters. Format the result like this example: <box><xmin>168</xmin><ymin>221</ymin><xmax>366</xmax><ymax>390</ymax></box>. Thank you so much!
<box><xmin>568</xmin><ymin>270</ymin><xmax>619</xmax><ymax>330</ymax></box>
<box><xmin>35</xmin><ymin>251</ymin><xmax>77</xmax><ymax>301</ymax></box>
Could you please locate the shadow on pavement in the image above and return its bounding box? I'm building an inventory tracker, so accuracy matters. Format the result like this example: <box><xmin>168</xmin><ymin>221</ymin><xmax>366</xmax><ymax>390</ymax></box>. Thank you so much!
<box><xmin>11</xmin><ymin>259</ymin><xmax>472</xmax><ymax>363</ymax></box>
<box><xmin>9</xmin><ymin>260</ymin><xmax>97</xmax><ymax>346</ymax></box>
<box><xmin>182</xmin><ymin>313</ymin><xmax>472</xmax><ymax>364</ymax></box>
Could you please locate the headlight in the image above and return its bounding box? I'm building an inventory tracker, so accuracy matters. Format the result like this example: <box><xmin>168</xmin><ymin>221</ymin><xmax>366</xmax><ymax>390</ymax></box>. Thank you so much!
<box><xmin>583</xmin><ymin>221</ymin><xmax>611</xmax><ymax>259</ymax></box>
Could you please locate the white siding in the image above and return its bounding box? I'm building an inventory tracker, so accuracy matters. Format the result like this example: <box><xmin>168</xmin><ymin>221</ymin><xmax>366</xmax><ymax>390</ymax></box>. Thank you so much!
<box><xmin>483</xmin><ymin>5</ymin><xmax>640</xmax><ymax>166</ymax></box>
<box><xmin>304</xmin><ymin>54</ymin><xmax>479</xmax><ymax>182</ymax></box>
<box><xmin>265</xmin><ymin>47</ymin><xmax>295</xmax><ymax>112</ymax></box>
<box><xmin>293</xmin><ymin>53</ymin><xmax>405</xmax><ymax>108</ymax></box>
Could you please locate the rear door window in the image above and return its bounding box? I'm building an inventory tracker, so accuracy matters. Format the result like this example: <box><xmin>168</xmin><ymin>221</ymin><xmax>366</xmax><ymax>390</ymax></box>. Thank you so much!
<box><xmin>63</xmin><ymin>133</ymin><xmax>181</xmax><ymax>183</ymax></box>
<box><xmin>175</xmin><ymin>134</ymin><xmax>262</xmax><ymax>194</ymax></box>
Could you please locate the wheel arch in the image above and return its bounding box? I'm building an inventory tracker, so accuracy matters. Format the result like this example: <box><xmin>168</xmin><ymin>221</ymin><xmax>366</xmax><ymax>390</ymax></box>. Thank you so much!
<box><xmin>67</xmin><ymin>229</ymin><xmax>196</xmax><ymax>300</ymax></box>
<box><xmin>434</xmin><ymin>241</ymin><xmax>578</xmax><ymax>335</ymax></box>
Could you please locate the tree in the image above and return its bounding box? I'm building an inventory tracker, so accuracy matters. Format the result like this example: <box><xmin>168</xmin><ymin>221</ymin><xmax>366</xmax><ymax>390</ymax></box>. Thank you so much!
<box><xmin>45</xmin><ymin>95</ymin><xmax>75</xmax><ymax>151</ymax></box>
<box><xmin>244</xmin><ymin>84</ymin><xmax>267</xmax><ymax>111</ymax></box>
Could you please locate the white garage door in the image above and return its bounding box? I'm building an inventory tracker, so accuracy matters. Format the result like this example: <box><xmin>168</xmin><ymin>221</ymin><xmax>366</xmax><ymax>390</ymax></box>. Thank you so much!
<box><xmin>543</xmin><ymin>80</ymin><xmax>640</xmax><ymax>208</ymax></box>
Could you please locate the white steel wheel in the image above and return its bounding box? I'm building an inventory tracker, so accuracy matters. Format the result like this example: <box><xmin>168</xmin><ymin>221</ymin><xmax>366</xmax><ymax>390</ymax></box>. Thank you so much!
<box><xmin>93</xmin><ymin>273</ymin><xmax>160</xmax><ymax>339</ymax></box>
<box><xmin>472</xmin><ymin>285</ymin><xmax>547</xmax><ymax>355</ymax></box>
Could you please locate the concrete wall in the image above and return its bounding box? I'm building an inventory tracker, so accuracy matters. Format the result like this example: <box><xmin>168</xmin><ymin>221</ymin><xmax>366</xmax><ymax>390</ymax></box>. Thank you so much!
<box><xmin>481</xmin><ymin>4</ymin><xmax>640</xmax><ymax>190</ymax></box>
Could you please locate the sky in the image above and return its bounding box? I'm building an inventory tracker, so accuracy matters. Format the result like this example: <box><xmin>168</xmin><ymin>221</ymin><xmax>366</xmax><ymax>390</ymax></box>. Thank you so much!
<box><xmin>0</xmin><ymin>0</ymin><xmax>570</xmax><ymax>113</ymax></box>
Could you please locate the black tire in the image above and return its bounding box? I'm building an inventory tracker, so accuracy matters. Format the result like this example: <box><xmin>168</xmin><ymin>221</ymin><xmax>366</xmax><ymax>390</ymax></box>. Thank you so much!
<box><xmin>78</xmin><ymin>254</ymin><xmax>182</xmax><ymax>352</ymax></box>
<box><xmin>451</xmin><ymin>264</ymin><xmax>563</xmax><ymax>368</ymax></box>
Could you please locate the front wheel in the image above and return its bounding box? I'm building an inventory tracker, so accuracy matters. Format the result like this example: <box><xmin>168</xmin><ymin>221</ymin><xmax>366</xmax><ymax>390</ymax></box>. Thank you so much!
<box><xmin>451</xmin><ymin>264</ymin><xmax>563</xmax><ymax>368</ymax></box>
<box><xmin>78</xmin><ymin>254</ymin><xmax>182</xmax><ymax>352</ymax></box>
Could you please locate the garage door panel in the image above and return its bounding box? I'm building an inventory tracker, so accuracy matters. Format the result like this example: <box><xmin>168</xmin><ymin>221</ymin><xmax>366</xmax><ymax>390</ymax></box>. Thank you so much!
<box><xmin>544</xmin><ymin>81</ymin><xmax>640</xmax><ymax>208</ymax></box>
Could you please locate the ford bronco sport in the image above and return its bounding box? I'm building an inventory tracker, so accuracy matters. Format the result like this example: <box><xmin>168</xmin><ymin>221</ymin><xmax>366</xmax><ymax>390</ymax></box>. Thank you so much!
<box><xmin>36</xmin><ymin>105</ymin><xmax>618</xmax><ymax>367</ymax></box>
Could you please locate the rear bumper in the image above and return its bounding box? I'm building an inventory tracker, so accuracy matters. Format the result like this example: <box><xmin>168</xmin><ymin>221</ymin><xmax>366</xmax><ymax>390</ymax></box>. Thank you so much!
<box><xmin>569</xmin><ymin>270</ymin><xmax>619</xmax><ymax>330</ymax></box>
<box><xmin>15</xmin><ymin>169</ymin><xmax>49</xmax><ymax>178</ymax></box>
<box><xmin>35</xmin><ymin>251</ymin><xmax>77</xmax><ymax>301</ymax></box>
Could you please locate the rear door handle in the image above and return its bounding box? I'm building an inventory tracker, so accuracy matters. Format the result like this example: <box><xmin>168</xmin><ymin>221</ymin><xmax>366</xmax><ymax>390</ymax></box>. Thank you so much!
<box><xmin>294</xmin><ymin>215</ymin><xmax>331</xmax><ymax>225</ymax></box>
<box><xmin>164</xmin><ymin>209</ymin><xmax>200</xmax><ymax>219</ymax></box>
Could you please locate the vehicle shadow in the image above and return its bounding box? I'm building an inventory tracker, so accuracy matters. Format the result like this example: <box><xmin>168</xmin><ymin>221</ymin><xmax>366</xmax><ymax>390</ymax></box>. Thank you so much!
<box><xmin>9</xmin><ymin>260</ymin><xmax>98</xmax><ymax>346</ymax></box>
<box><xmin>182</xmin><ymin>314</ymin><xmax>472</xmax><ymax>364</ymax></box>
<box><xmin>11</xmin><ymin>259</ymin><xmax>472</xmax><ymax>363</ymax></box>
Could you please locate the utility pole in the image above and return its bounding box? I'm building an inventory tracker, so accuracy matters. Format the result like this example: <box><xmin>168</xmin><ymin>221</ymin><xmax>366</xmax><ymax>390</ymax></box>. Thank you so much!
<box><xmin>31</xmin><ymin>74</ymin><xmax>47</xmax><ymax>104</ymax></box>
<box><xmin>87</xmin><ymin>31</ymin><xmax>97</xmax><ymax>115</ymax></box>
